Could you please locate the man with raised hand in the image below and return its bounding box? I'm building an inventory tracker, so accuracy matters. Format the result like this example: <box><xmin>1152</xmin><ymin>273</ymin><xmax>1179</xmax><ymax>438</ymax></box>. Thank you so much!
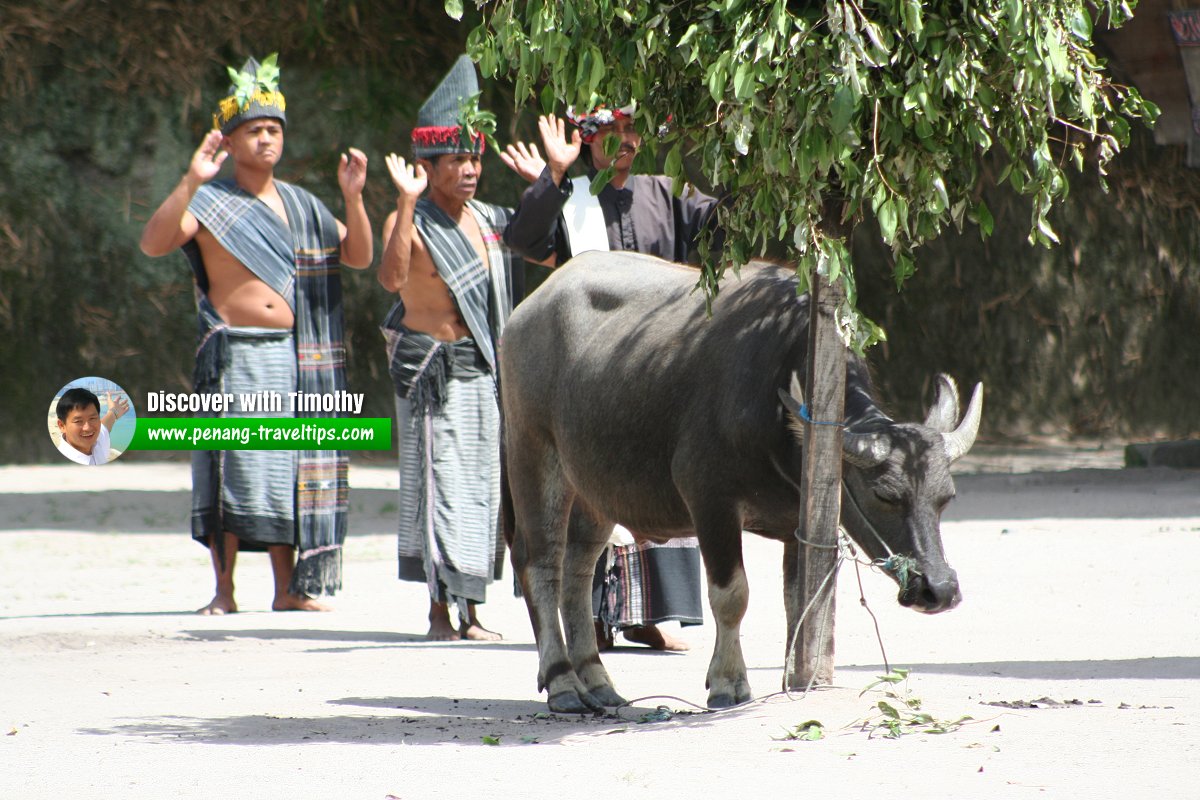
<box><xmin>501</xmin><ymin>102</ymin><xmax>725</xmax><ymax>651</ymax></box>
<box><xmin>378</xmin><ymin>56</ymin><xmax>524</xmax><ymax>641</ymax></box>
<box><xmin>140</xmin><ymin>54</ymin><xmax>371</xmax><ymax>615</ymax></box>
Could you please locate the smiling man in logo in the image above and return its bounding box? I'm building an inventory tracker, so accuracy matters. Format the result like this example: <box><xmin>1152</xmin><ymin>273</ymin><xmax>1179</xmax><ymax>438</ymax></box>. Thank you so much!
<box><xmin>55</xmin><ymin>388</ymin><xmax>129</xmax><ymax>466</ymax></box>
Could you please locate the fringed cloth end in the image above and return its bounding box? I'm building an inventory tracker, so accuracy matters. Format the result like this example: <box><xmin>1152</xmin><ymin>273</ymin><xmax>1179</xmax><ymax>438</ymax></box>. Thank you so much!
<box><xmin>193</xmin><ymin>322</ymin><xmax>229</xmax><ymax>395</ymax></box>
<box><xmin>381</xmin><ymin>306</ymin><xmax>462</xmax><ymax>417</ymax></box>
<box><xmin>289</xmin><ymin>544</ymin><xmax>343</xmax><ymax>597</ymax></box>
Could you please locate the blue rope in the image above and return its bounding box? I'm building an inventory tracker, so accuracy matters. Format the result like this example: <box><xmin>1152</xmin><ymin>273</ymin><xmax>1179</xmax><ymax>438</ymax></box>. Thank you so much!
<box><xmin>799</xmin><ymin>403</ymin><xmax>845</xmax><ymax>427</ymax></box>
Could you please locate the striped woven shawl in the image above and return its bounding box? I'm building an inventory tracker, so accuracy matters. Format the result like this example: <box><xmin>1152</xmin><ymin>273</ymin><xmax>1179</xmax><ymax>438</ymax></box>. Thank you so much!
<box><xmin>380</xmin><ymin>197</ymin><xmax>518</xmax><ymax>405</ymax></box>
<box><xmin>415</xmin><ymin>197</ymin><xmax>515</xmax><ymax>371</ymax></box>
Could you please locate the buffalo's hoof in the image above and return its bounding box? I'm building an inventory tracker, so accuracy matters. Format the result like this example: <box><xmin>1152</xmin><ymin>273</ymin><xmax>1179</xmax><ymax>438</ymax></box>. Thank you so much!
<box><xmin>548</xmin><ymin>689</ymin><xmax>604</xmax><ymax>714</ymax></box>
<box><xmin>706</xmin><ymin>693</ymin><xmax>738</xmax><ymax>709</ymax></box>
<box><xmin>707</xmin><ymin>687</ymin><xmax>751</xmax><ymax>709</ymax></box>
<box><xmin>586</xmin><ymin>685</ymin><xmax>627</xmax><ymax>708</ymax></box>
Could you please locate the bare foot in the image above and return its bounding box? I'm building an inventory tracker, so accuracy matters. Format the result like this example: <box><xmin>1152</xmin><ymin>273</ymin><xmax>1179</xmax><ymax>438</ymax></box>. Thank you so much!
<box><xmin>196</xmin><ymin>594</ymin><xmax>237</xmax><ymax>615</ymax></box>
<box><xmin>459</xmin><ymin>620</ymin><xmax>502</xmax><ymax>641</ymax></box>
<box><xmin>272</xmin><ymin>593</ymin><xmax>332</xmax><ymax>612</ymax></box>
<box><xmin>457</xmin><ymin>601</ymin><xmax>501</xmax><ymax>641</ymax></box>
<box><xmin>426</xmin><ymin>615</ymin><xmax>462</xmax><ymax>641</ymax></box>
<box><xmin>621</xmin><ymin>624</ymin><xmax>690</xmax><ymax>651</ymax></box>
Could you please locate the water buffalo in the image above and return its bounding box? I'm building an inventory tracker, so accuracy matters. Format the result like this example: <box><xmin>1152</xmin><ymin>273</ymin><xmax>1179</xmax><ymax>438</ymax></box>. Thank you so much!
<box><xmin>500</xmin><ymin>251</ymin><xmax>982</xmax><ymax>713</ymax></box>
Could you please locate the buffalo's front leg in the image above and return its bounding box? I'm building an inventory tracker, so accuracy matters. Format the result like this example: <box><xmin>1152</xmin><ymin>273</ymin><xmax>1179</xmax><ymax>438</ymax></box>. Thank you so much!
<box><xmin>560</xmin><ymin>506</ymin><xmax>625</xmax><ymax>707</ymax></box>
<box><xmin>695</xmin><ymin>508</ymin><xmax>751</xmax><ymax>708</ymax></box>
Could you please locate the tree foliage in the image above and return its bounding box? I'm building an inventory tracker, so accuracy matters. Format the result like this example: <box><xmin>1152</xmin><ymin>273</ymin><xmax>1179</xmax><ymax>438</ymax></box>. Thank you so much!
<box><xmin>459</xmin><ymin>0</ymin><xmax>1157</xmax><ymax>348</ymax></box>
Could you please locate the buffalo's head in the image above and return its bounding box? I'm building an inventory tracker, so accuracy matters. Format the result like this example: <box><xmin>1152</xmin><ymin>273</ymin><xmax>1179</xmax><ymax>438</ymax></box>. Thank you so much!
<box><xmin>781</xmin><ymin>374</ymin><xmax>983</xmax><ymax>614</ymax></box>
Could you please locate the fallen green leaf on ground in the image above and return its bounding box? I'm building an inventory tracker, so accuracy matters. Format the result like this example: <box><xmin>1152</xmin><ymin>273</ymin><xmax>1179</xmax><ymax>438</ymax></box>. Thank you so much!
<box><xmin>777</xmin><ymin>720</ymin><xmax>824</xmax><ymax>741</ymax></box>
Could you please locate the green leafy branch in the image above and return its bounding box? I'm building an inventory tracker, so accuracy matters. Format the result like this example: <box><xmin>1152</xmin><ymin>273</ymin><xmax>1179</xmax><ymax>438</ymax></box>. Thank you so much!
<box><xmin>226</xmin><ymin>52</ymin><xmax>280</xmax><ymax>111</ymax></box>
<box><xmin>852</xmin><ymin>669</ymin><xmax>972</xmax><ymax>739</ymax></box>
<box><xmin>776</xmin><ymin>719</ymin><xmax>825</xmax><ymax>741</ymax></box>
<box><xmin>458</xmin><ymin>0</ymin><xmax>1156</xmax><ymax>348</ymax></box>
<box><xmin>458</xmin><ymin>89</ymin><xmax>499</xmax><ymax>150</ymax></box>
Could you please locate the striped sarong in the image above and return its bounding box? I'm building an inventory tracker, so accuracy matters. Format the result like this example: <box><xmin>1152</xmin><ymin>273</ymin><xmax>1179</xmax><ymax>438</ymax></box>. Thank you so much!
<box><xmin>192</xmin><ymin>328</ymin><xmax>297</xmax><ymax>548</ymax></box>
<box><xmin>184</xmin><ymin>179</ymin><xmax>349</xmax><ymax>596</ymax></box>
<box><xmin>381</xmin><ymin>199</ymin><xmax>519</xmax><ymax>613</ymax></box>
<box><xmin>593</xmin><ymin>538</ymin><xmax>705</xmax><ymax>631</ymax></box>
<box><xmin>395</xmin><ymin>339</ymin><xmax>505</xmax><ymax>608</ymax></box>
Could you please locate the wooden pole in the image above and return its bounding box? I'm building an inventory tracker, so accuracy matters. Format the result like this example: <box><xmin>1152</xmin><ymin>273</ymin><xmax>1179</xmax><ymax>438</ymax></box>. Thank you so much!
<box><xmin>785</xmin><ymin>273</ymin><xmax>846</xmax><ymax>689</ymax></box>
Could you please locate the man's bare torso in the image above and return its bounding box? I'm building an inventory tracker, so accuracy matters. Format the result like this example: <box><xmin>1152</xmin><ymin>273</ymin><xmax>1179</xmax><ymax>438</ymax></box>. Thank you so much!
<box><xmin>193</xmin><ymin>187</ymin><xmax>294</xmax><ymax>329</ymax></box>
<box><xmin>400</xmin><ymin>206</ymin><xmax>489</xmax><ymax>342</ymax></box>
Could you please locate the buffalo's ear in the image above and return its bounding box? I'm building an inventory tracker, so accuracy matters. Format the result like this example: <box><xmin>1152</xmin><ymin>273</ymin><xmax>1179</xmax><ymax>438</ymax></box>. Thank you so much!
<box><xmin>777</xmin><ymin>386</ymin><xmax>804</xmax><ymax>419</ymax></box>
<box><xmin>843</xmin><ymin>431</ymin><xmax>890</xmax><ymax>468</ymax></box>
<box><xmin>777</xmin><ymin>386</ymin><xmax>806</xmax><ymax>441</ymax></box>
<box><xmin>923</xmin><ymin>374</ymin><xmax>960</xmax><ymax>433</ymax></box>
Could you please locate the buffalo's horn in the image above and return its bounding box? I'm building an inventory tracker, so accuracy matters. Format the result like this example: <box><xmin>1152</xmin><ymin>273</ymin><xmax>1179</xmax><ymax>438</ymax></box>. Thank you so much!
<box><xmin>941</xmin><ymin>382</ymin><xmax>984</xmax><ymax>462</ymax></box>
<box><xmin>923</xmin><ymin>374</ymin><xmax>961</xmax><ymax>433</ymax></box>
<box><xmin>842</xmin><ymin>431</ymin><xmax>891</xmax><ymax>468</ymax></box>
<box><xmin>777</xmin><ymin>386</ymin><xmax>806</xmax><ymax>443</ymax></box>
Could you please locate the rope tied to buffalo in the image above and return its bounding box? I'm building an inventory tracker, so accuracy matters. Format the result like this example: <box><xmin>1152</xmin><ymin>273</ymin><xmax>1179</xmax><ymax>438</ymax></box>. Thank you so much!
<box><xmin>798</xmin><ymin>403</ymin><xmax>846</xmax><ymax>427</ymax></box>
<box><xmin>783</xmin><ymin>529</ymin><xmax>921</xmax><ymax>698</ymax></box>
<box><xmin>610</xmin><ymin>532</ymin><xmax>914</xmax><ymax>718</ymax></box>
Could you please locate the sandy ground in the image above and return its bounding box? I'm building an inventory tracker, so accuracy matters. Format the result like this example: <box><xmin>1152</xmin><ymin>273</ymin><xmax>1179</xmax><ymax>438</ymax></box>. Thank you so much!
<box><xmin>1</xmin><ymin>444</ymin><xmax>1198</xmax><ymax>799</ymax></box>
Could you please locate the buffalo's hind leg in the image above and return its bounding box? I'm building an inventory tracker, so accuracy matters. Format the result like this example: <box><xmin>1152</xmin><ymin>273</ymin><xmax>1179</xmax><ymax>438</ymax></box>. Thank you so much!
<box><xmin>508</xmin><ymin>442</ymin><xmax>603</xmax><ymax>714</ymax></box>
<box><xmin>560</xmin><ymin>505</ymin><xmax>625</xmax><ymax>708</ymax></box>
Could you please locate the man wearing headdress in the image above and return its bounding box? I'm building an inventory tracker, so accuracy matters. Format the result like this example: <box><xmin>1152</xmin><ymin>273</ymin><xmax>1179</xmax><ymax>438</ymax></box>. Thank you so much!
<box><xmin>379</xmin><ymin>55</ymin><xmax>523</xmax><ymax>641</ymax></box>
<box><xmin>140</xmin><ymin>55</ymin><xmax>372</xmax><ymax>615</ymax></box>
<box><xmin>500</xmin><ymin>104</ymin><xmax>724</xmax><ymax>651</ymax></box>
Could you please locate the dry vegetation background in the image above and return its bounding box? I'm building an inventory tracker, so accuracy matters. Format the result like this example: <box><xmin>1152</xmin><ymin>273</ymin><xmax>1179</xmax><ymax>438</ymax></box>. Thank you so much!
<box><xmin>1</xmin><ymin>0</ymin><xmax>1196</xmax><ymax>461</ymax></box>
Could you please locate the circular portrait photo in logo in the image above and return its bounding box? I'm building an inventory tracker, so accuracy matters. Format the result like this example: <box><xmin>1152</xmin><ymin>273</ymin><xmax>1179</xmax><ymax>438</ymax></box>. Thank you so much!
<box><xmin>47</xmin><ymin>377</ymin><xmax>136</xmax><ymax>466</ymax></box>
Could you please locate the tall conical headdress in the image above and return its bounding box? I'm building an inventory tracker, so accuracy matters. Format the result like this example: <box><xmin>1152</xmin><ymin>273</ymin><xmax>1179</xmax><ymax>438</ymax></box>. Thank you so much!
<box><xmin>213</xmin><ymin>54</ymin><xmax>287</xmax><ymax>135</ymax></box>
<box><xmin>411</xmin><ymin>55</ymin><xmax>490</xmax><ymax>159</ymax></box>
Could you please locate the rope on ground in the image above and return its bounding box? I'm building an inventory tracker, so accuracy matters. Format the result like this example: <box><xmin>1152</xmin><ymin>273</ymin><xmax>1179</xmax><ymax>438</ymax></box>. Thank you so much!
<box><xmin>612</xmin><ymin>686</ymin><xmax>838</xmax><ymax>721</ymax></box>
<box><xmin>612</xmin><ymin>693</ymin><xmax>750</xmax><ymax>719</ymax></box>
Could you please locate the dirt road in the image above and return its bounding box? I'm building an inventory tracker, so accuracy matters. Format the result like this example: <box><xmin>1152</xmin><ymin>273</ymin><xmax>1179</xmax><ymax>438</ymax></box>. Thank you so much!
<box><xmin>2</xmin><ymin>451</ymin><xmax>1197</xmax><ymax>799</ymax></box>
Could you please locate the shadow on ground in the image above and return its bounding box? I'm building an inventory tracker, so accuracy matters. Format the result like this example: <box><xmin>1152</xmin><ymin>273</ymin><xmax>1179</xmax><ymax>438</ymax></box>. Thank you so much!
<box><xmin>179</xmin><ymin>628</ymin><xmax>537</xmax><ymax>654</ymax></box>
<box><xmin>7</xmin><ymin>472</ymin><xmax>1199</xmax><ymax>533</ymax></box>
<box><xmin>77</xmin><ymin>695</ymin><xmax>738</xmax><ymax>746</ymax></box>
<box><xmin>0</xmin><ymin>489</ymin><xmax>401</xmax><ymax>534</ymax></box>
<box><xmin>834</xmin><ymin>655</ymin><xmax>1200</xmax><ymax>681</ymax></box>
<box><xmin>947</xmin><ymin>468</ymin><xmax>1200</xmax><ymax>521</ymax></box>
